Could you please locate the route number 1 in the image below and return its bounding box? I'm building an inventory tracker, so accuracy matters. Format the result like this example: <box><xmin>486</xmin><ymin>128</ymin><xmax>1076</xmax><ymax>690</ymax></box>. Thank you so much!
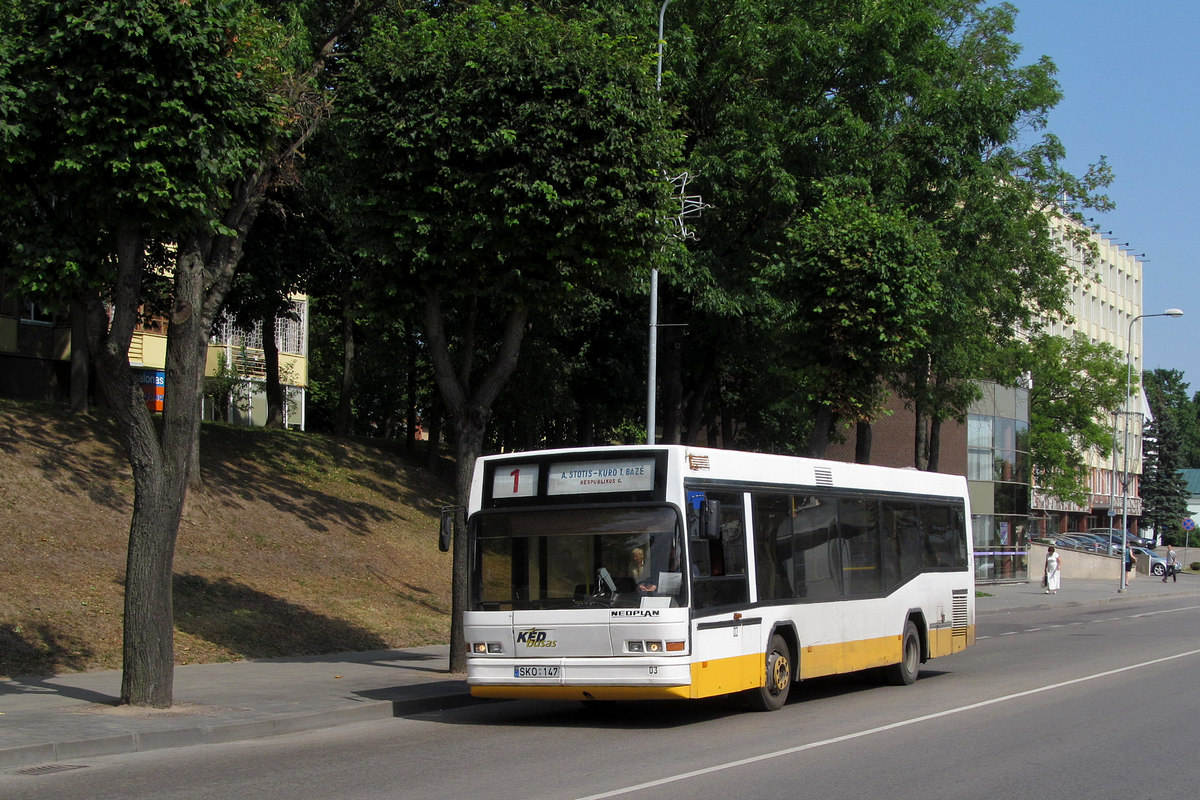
<box><xmin>493</xmin><ymin>465</ymin><xmax>539</xmax><ymax>498</ymax></box>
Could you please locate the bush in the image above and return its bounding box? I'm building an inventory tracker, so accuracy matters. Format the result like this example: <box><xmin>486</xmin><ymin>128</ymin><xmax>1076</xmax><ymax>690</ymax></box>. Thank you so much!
<box><xmin>1190</xmin><ymin>562</ymin><xmax>1200</xmax><ymax>572</ymax></box>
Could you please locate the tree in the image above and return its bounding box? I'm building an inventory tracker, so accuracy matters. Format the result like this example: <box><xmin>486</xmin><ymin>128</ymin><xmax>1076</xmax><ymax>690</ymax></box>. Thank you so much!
<box><xmin>639</xmin><ymin>0</ymin><xmax>1107</xmax><ymax>459</ymax></box>
<box><xmin>338</xmin><ymin>3</ymin><xmax>677</xmax><ymax>671</ymax></box>
<box><xmin>886</xmin><ymin>5</ymin><xmax>1112</xmax><ymax>471</ymax></box>
<box><xmin>1144</xmin><ymin>368</ymin><xmax>1193</xmax><ymax>543</ymax></box>
<box><xmin>1146</xmin><ymin>368</ymin><xmax>1200</xmax><ymax>468</ymax></box>
<box><xmin>226</xmin><ymin>184</ymin><xmax>331</xmax><ymax>429</ymax></box>
<box><xmin>1022</xmin><ymin>332</ymin><xmax>1125</xmax><ymax>505</ymax></box>
<box><xmin>1141</xmin><ymin>412</ymin><xmax>1189</xmax><ymax>545</ymax></box>
<box><xmin>0</xmin><ymin>0</ymin><xmax>363</xmax><ymax>706</ymax></box>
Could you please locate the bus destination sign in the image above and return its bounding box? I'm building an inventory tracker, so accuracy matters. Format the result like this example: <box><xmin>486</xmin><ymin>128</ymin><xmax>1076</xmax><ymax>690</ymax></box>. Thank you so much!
<box><xmin>547</xmin><ymin>458</ymin><xmax>655</xmax><ymax>495</ymax></box>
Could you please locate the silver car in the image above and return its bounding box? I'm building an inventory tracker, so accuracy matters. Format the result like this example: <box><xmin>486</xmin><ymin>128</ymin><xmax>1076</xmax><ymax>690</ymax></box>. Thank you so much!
<box><xmin>1128</xmin><ymin>546</ymin><xmax>1168</xmax><ymax>576</ymax></box>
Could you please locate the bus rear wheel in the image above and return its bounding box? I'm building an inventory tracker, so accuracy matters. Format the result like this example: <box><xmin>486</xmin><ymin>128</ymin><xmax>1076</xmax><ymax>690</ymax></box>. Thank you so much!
<box><xmin>748</xmin><ymin>634</ymin><xmax>792</xmax><ymax>711</ymax></box>
<box><xmin>883</xmin><ymin>620</ymin><xmax>921</xmax><ymax>686</ymax></box>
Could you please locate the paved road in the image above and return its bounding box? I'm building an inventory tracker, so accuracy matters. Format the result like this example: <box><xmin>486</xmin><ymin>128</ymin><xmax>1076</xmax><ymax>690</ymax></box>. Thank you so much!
<box><xmin>2</xmin><ymin>575</ymin><xmax>1196</xmax><ymax>771</ymax></box>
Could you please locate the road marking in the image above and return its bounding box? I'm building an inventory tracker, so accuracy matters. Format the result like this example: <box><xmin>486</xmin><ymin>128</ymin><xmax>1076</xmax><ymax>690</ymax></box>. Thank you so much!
<box><xmin>571</xmin><ymin>647</ymin><xmax>1200</xmax><ymax>800</ymax></box>
<box><xmin>977</xmin><ymin>604</ymin><xmax>1200</xmax><ymax>640</ymax></box>
<box><xmin>1130</xmin><ymin>604</ymin><xmax>1200</xmax><ymax>618</ymax></box>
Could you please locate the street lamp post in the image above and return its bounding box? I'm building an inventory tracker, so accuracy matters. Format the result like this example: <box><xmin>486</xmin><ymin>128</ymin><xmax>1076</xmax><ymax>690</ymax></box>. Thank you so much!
<box><xmin>1117</xmin><ymin>308</ymin><xmax>1184</xmax><ymax>592</ymax></box>
<box><xmin>647</xmin><ymin>0</ymin><xmax>672</xmax><ymax>445</ymax></box>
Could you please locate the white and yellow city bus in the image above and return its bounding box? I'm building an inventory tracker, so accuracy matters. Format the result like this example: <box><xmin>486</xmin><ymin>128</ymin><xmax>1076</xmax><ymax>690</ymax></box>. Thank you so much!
<box><xmin>453</xmin><ymin>445</ymin><xmax>974</xmax><ymax>711</ymax></box>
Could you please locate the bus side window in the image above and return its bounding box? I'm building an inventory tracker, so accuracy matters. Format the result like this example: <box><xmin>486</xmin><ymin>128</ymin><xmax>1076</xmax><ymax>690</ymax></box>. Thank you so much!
<box><xmin>689</xmin><ymin>491</ymin><xmax>749</xmax><ymax>609</ymax></box>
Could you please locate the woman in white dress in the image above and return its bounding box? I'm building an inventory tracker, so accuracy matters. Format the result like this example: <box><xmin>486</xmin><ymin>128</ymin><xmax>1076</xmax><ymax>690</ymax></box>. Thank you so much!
<box><xmin>1044</xmin><ymin>546</ymin><xmax>1061</xmax><ymax>594</ymax></box>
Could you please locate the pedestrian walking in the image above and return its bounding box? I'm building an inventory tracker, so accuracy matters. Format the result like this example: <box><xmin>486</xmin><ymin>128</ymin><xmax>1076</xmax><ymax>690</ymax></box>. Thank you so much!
<box><xmin>1044</xmin><ymin>546</ymin><xmax>1061</xmax><ymax>594</ymax></box>
<box><xmin>1163</xmin><ymin>544</ymin><xmax>1180</xmax><ymax>583</ymax></box>
<box><xmin>1125</xmin><ymin>547</ymin><xmax>1136</xmax><ymax>582</ymax></box>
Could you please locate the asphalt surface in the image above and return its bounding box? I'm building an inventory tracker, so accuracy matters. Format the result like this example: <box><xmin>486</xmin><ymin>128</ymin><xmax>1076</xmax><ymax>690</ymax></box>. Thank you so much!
<box><xmin>3</xmin><ymin>574</ymin><xmax>1198</xmax><ymax>771</ymax></box>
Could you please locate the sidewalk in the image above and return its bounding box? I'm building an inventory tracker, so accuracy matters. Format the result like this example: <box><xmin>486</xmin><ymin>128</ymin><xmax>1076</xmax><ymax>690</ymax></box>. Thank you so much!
<box><xmin>3</xmin><ymin>576</ymin><xmax>1197</xmax><ymax>770</ymax></box>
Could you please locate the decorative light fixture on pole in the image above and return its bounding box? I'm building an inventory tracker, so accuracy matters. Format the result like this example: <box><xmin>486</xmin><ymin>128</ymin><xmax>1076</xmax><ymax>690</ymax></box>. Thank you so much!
<box><xmin>1117</xmin><ymin>308</ymin><xmax>1184</xmax><ymax>592</ymax></box>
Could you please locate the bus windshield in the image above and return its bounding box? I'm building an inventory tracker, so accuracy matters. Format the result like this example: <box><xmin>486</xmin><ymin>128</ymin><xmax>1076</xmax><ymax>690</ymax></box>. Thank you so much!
<box><xmin>473</xmin><ymin>506</ymin><xmax>686</xmax><ymax>610</ymax></box>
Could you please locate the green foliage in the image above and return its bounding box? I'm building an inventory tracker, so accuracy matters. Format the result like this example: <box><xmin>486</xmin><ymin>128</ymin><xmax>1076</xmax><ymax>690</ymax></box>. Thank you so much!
<box><xmin>338</xmin><ymin>2</ymin><xmax>677</xmax><ymax>307</ymax></box>
<box><xmin>1143</xmin><ymin>369</ymin><xmax>1195</xmax><ymax>542</ymax></box>
<box><xmin>1023</xmin><ymin>333</ymin><xmax>1125</xmax><ymax>504</ymax></box>
<box><xmin>761</xmin><ymin>186</ymin><xmax>941</xmax><ymax>426</ymax></box>
<box><xmin>638</xmin><ymin>0</ymin><xmax>1109</xmax><ymax>453</ymax></box>
<box><xmin>205</xmin><ymin>350</ymin><xmax>252</xmax><ymax>421</ymax></box>
<box><xmin>1141</xmin><ymin>411</ymin><xmax>1190</xmax><ymax>544</ymax></box>
<box><xmin>1</xmin><ymin>0</ymin><xmax>289</xmax><ymax>238</ymax></box>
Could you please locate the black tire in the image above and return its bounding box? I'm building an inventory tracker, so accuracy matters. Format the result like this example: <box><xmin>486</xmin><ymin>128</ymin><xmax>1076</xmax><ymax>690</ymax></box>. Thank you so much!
<box><xmin>1152</xmin><ymin>563</ymin><xmax>1165</xmax><ymax>576</ymax></box>
<box><xmin>883</xmin><ymin>620</ymin><xmax>921</xmax><ymax>686</ymax></box>
<box><xmin>747</xmin><ymin>633</ymin><xmax>792</xmax><ymax>711</ymax></box>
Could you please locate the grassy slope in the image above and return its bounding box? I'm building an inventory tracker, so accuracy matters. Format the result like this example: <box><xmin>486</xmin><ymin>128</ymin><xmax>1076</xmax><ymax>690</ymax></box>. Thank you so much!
<box><xmin>0</xmin><ymin>398</ymin><xmax>455</xmax><ymax>679</ymax></box>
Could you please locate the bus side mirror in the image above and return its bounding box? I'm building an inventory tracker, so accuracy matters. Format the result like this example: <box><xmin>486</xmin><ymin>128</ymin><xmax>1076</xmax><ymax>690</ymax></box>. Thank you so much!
<box><xmin>699</xmin><ymin>499</ymin><xmax>722</xmax><ymax>541</ymax></box>
<box><xmin>439</xmin><ymin>506</ymin><xmax>461</xmax><ymax>552</ymax></box>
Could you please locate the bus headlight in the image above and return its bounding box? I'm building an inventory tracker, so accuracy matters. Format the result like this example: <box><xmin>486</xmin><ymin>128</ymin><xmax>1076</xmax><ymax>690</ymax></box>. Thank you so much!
<box><xmin>471</xmin><ymin>642</ymin><xmax>503</xmax><ymax>654</ymax></box>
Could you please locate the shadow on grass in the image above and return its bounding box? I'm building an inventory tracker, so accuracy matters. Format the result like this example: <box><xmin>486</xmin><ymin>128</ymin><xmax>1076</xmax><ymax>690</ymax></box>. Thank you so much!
<box><xmin>0</xmin><ymin>399</ymin><xmax>131</xmax><ymax>513</ymax></box>
<box><xmin>198</xmin><ymin>422</ymin><xmax>452</xmax><ymax>535</ymax></box>
<box><xmin>0</xmin><ymin>621</ymin><xmax>96</xmax><ymax>679</ymax></box>
<box><xmin>0</xmin><ymin>398</ymin><xmax>455</xmax><ymax>534</ymax></box>
<box><xmin>173</xmin><ymin>573</ymin><xmax>390</xmax><ymax>659</ymax></box>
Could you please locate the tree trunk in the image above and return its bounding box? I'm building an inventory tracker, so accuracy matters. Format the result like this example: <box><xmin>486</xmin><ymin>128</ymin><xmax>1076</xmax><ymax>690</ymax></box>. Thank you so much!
<box><xmin>424</xmin><ymin>287</ymin><xmax>528</xmax><ymax>674</ymax></box>
<box><xmin>659</xmin><ymin>326</ymin><xmax>683</xmax><ymax>444</ymax></box>
<box><xmin>405</xmin><ymin>321</ymin><xmax>418</xmax><ymax>451</ymax></box>
<box><xmin>70</xmin><ymin>298</ymin><xmax>89</xmax><ymax>414</ymax></box>
<box><xmin>914</xmin><ymin>407</ymin><xmax>930</xmax><ymax>471</ymax></box>
<box><xmin>928</xmin><ymin>417</ymin><xmax>942</xmax><ymax>472</ymax></box>
<box><xmin>263</xmin><ymin>311</ymin><xmax>285</xmax><ymax>429</ymax></box>
<box><xmin>425</xmin><ymin>394</ymin><xmax>442</xmax><ymax>471</ymax></box>
<box><xmin>855</xmin><ymin>421</ymin><xmax>872</xmax><ymax>464</ymax></box>
<box><xmin>86</xmin><ymin>226</ymin><xmax>196</xmax><ymax>709</ymax></box>
<box><xmin>804</xmin><ymin>406</ymin><xmax>834</xmax><ymax>458</ymax></box>
<box><xmin>335</xmin><ymin>288</ymin><xmax>355</xmax><ymax>437</ymax></box>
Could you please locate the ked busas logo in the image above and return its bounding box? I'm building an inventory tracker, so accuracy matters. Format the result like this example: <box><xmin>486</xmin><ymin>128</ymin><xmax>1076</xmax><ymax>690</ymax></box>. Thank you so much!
<box><xmin>516</xmin><ymin>628</ymin><xmax>557</xmax><ymax>648</ymax></box>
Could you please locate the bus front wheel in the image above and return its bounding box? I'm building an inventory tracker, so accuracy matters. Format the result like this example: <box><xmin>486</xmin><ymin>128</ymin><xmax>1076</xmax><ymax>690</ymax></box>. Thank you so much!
<box><xmin>748</xmin><ymin>634</ymin><xmax>792</xmax><ymax>711</ymax></box>
<box><xmin>883</xmin><ymin>620</ymin><xmax>921</xmax><ymax>686</ymax></box>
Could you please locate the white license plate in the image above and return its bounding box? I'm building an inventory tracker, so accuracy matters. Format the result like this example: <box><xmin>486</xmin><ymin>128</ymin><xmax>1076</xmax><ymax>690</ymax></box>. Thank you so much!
<box><xmin>514</xmin><ymin>665</ymin><xmax>560</xmax><ymax>678</ymax></box>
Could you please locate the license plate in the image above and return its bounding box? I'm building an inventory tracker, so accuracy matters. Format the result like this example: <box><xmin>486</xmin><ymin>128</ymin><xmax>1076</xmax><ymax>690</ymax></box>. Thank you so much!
<box><xmin>514</xmin><ymin>665</ymin><xmax>559</xmax><ymax>678</ymax></box>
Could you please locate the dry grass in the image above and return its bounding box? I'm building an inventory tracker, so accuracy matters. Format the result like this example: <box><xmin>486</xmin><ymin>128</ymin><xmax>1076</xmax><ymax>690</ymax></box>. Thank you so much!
<box><xmin>0</xmin><ymin>398</ymin><xmax>456</xmax><ymax>679</ymax></box>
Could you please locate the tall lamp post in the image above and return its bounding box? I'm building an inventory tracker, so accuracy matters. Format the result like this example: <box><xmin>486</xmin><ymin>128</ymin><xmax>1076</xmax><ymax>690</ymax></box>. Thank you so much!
<box><xmin>1118</xmin><ymin>308</ymin><xmax>1184</xmax><ymax>592</ymax></box>
<box><xmin>647</xmin><ymin>0</ymin><xmax>672</xmax><ymax>445</ymax></box>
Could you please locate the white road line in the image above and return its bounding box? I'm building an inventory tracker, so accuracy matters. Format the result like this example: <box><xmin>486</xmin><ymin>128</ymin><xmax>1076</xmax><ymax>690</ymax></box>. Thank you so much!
<box><xmin>571</xmin><ymin>648</ymin><xmax>1200</xmax><ymax>800</ymax></box>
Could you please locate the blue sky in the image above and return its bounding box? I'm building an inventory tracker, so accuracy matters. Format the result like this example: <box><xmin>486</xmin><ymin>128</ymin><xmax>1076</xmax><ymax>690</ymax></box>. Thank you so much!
<box><xmin>1010</xmin><ymin>1</ymin><xmax>1200</xmax><ymax>394</ymax></box>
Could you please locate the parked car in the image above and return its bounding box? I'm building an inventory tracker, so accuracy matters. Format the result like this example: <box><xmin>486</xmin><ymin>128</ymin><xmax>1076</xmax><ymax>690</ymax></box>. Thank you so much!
<box><xmin>1054</xmin><ymin>534</ymin><xmax>1108</xmax><ymax>553</ymax></box>
<box><xmin>1128</xmin><ymin>546</ymin><xmax>1168</xmax><ymax>576</ymax></box>
<box><xmin>1088</xmin><ymin>527</ymin><xmax>1154</xmax><ymax>549</ymax></box>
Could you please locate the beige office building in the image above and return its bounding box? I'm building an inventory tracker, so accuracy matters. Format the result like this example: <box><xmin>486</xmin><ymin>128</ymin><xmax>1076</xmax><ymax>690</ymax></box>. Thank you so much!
<box><xmin>1033</xmin><ymin>218</ymin><xmax>1148</xmax><ymax>537</ymax></box>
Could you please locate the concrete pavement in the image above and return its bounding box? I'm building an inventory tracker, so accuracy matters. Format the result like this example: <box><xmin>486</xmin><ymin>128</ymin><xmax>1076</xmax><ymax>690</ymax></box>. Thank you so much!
<box><xmin>3</xmin><ymin>575</ymin><xmax>1198</xmax><ymax>771</ymax></box>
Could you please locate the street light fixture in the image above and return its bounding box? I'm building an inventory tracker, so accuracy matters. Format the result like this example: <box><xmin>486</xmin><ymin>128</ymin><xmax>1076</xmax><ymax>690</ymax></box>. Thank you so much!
<box><xmin>1118</xmin><ymin>308</ymin><xmax>1184</xmax><ymax>592</ymax></box>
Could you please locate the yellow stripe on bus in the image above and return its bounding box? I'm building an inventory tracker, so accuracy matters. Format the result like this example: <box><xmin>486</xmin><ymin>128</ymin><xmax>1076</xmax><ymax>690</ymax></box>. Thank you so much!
<box><xmin>471</xmin><ymin>685</ymin><xmax>692</xmax><ymax>701</ymax></box>
<box><xmin>471</xmin><ymin>625</ymin><xmax>976</xmax><ymax>703</ymax></box>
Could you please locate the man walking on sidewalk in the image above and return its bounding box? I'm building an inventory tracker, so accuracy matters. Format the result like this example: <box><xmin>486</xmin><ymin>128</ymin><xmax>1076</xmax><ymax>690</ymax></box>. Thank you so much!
<box><xmin>1163</xmin><ymin>545</ymin><xmax>1180</xmax><ymax>582</ymax></box>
